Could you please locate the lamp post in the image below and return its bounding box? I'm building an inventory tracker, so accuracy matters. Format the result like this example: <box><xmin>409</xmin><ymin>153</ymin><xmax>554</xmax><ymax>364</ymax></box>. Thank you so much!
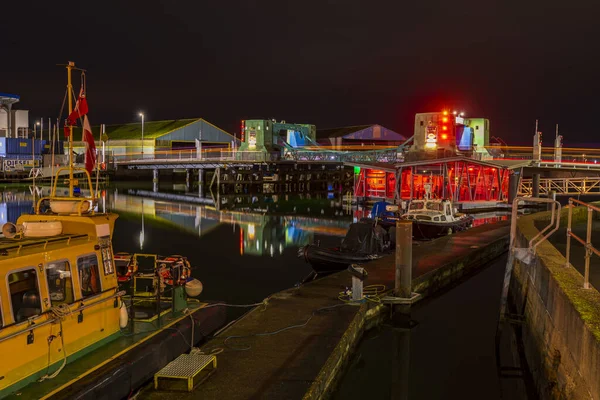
<box><xmin>138</xmin><ymin>112</ymin><xmax>145</xmax><ymax>158</ymax></box>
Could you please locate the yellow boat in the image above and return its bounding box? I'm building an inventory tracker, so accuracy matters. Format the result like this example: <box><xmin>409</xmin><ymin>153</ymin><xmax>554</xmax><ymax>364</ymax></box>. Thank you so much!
<box><xmin>0</xmin><ymin>62</ymin><xmax>225</xmax><ymax>399</ymax></box>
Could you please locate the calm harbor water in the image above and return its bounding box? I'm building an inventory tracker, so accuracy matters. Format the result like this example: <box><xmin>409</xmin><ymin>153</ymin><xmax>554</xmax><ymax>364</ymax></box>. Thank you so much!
<box><xmin>0</xmin><ymin>182</ymin><xmax>351</xmax><ymax>307</ymax></box>
<box><xmin>0</xmin><ymin>182</ymin><xmax>524</xmax><ymax>398</ymax></box>
<box><xmin>334</xmin><ymin>254</ymin><xmax>533</xmax><ymax>400</ymax></box>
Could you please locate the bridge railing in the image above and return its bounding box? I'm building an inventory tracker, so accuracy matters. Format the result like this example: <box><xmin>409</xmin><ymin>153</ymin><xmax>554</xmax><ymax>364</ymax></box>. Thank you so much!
<box><xmin>112</xmin><ymin>150</ymin><xmax>274</xmax><ymax>164</ymax></box>
<box><xmin>566</xmin><ymin>198</ymin><xmax>600</xmax><ymax>290</ymax></box>
<box><xmin>519</xmin><ymin>177</ymin><xmax>600</xmax><ymax>196</ymax></box>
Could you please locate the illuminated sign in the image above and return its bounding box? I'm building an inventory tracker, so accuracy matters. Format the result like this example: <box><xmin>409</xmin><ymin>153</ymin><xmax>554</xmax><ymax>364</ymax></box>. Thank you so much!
<box><xmin>248</xmin><ymin>131</ymin><xmax>257</xmax><ymax>149</ymax></box>
<box><xmin>425</xmin><ymin>123</ymin><xmax>437</xmax><ymax>149</ymax></box>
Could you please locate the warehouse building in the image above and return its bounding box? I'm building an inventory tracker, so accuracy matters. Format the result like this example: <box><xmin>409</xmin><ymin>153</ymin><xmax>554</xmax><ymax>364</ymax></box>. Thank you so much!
<box><xmin>74</xmin><ymin>118</ymin><xmax>236</xmax><ymax>160</ymax></box>
<box><xmin>316</xmin><ymin>124</ymin><xmax>406</xmax><ymax>149</ymax></box>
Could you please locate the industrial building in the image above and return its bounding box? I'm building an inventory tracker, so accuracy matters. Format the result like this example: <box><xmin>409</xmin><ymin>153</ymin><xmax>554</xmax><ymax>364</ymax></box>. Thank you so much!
<box><xmin>0</xmin><ymin>93</ymin><xmax>29</xmax><ymax>138</ymax></box>
<box><xmin>239</xmin><ymin>119</ymin><xmax>316</xmax><ymax>153</ymax></box>
<box><xmin>316</xmin><ymin>124</ymin><xmax>406</xmax><ymax>149</ymax></box>
<box><xmin>73</xmin><ymin>118</ymin><xmax>236</xmax><ymax>160</ymax></box>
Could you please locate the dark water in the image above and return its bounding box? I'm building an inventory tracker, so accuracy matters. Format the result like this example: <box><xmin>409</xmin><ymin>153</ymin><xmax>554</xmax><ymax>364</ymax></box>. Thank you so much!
<box><xmin>0</xmin><ymin>183</ymin><xmax>351</xmax><ymax>307</ymax></box>
<box><xmin>334</xmin><ymin>254</ymin><xmax>533</xmax><ymax>400</ymax></box>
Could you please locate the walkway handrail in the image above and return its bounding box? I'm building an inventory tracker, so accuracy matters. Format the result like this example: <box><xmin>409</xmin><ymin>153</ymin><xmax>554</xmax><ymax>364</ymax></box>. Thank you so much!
<box><xmin>566</xmin><ymin>198</ymin><xmax>599</xmax><ymax>289</ymax></box>
<box><xmin>510</xmin><ymin>197</ymin><xmax>561</xmax><ymax>254</ymax></box>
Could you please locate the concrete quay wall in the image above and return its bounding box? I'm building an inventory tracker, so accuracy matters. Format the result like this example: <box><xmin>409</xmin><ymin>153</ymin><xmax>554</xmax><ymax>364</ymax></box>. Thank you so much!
<box><xmin>510</xmin><ymin>207</ymin><xmax>600</xmax><ymax>399</ymax></box>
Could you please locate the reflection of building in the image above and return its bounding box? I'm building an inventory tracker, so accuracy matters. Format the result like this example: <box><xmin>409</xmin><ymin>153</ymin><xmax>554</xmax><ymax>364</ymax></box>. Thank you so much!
<box><xmin>241</xmin><ymin>219</ymin><xmax>289</xmax><ymax>257</ymax></box>
<box><xmin>108</xmin><ymin>191</ymin><xmax>351</xmax><ymax>257</ymax></box>
<box><xmin>240</xmin><ymin>218</ymin><xmax>319</xmax><ymax>257</ymax></box>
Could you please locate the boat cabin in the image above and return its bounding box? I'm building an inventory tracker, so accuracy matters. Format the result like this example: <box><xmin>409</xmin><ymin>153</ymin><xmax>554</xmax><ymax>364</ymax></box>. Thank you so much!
<box><xmin>403</xmin><ymin>199</ymin><xmax>459</xmax><ymax>222</ymax></box>
<box><xmin>0</xmin><ymin>214</ymin><xmax>121</xmax><ymax>396</ymax></box>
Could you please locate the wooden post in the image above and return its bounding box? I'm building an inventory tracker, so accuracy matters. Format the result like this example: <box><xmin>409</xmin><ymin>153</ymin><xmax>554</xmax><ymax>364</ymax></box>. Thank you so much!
<box><xmin>395</xmin><ymin>220</ymin><xmax>413</xmax><ymax>298</ymax></box>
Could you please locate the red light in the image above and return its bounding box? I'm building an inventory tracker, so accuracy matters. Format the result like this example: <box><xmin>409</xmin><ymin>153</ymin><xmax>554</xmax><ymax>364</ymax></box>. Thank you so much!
<box><xmin>442</xmin><ymin>117</ymin><xmax>448</xmax><ymax>123</ymax></box>
<box><xmin>468</xmin><ymin>167</ymin><xmax>474</xmax><ymax>172</ymax></box>
<box><xmin>441</xmin><ymin>134</ymin><xmax>448</xmax><ymax>140</ymax></box>
<box><xmin>442</xmin><ymin>125</ymin><xmax>448</xmax><ymax>131</ymax></box>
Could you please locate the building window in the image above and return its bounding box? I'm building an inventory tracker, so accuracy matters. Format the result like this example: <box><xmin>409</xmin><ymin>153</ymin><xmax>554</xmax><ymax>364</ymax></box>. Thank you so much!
<box><xmin>8</xmin><ymin>268</ymin><xmax>41</xmax><ymax>323</ymax></box>
<box><xmin>78</xmin><ymin>254</ymin><xmax>102</xmax><ymax>298</ymax></box>
<box><xmin>46</xmin><ymin>260</ymin><xmax>75</xmax><ymax>306</ymax></box>
<box><xmin>101</xmin><ymin>247</ymin><xmax>114</xmax><ymax>275</ymax></box>
<box><xmin>420</xmin><ymin>121</ymin><xmax>424</xmax><ymax>127</ymax></box>
<box><xmin>475</xmin><ymin>126</ymin><xmax>479</xmax><ymax>130</ymax></box>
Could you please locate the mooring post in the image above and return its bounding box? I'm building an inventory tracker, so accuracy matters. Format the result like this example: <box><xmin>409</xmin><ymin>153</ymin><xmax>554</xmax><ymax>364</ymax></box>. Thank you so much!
<box><xmin>198</xmin><ymin>168</ymin><xmax>205</xmax><ymax>197</ymax></box>
<box><xmin>395</xmin><ymin>220</ymin><xmax>413</xmax><ymax>299</ymax></box>
<box><xmin>153</xmin><ymin>168</ymin><xmax>159</xmax><ymax>193</ymax></box>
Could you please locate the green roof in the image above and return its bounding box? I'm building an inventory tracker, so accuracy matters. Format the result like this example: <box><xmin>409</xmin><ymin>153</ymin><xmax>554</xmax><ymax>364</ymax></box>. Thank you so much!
<box><xmin>73</xmin><ymin>118</ymin><xmax>200</xmax><ymax>141</ymax></box>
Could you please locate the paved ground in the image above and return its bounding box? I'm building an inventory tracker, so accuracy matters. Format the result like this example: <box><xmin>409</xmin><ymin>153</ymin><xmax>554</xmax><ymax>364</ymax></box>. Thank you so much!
<box><xmin>142</xmin><ymin>221</ymin><xmax>510</xmax><ymax>400</ymax></box>
<box><xmin>546</xmin><ymin>220</ymin><xmax>600</xmax><ymax>291</ymax></box>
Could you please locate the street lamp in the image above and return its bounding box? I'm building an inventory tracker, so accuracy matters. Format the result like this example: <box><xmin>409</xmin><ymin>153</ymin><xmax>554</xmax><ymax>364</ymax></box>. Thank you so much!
<box><xmin>138</xmin><ymin>112</ymin><xmax>145</xmax><ymax>157</ymax></box>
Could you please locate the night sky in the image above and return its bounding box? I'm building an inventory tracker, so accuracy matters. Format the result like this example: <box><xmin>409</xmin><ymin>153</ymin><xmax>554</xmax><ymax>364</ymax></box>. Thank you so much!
<box><xmin>2</xmin><ymin>1</ymin><xmax>599</xmax><ymax>145</ymax></box>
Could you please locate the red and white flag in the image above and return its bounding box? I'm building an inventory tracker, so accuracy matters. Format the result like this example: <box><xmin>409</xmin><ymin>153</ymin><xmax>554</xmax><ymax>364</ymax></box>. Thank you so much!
<box><xmin>64</xmin><ymin>88</ymin><xmax>89</xmax><ymax>138</ymax></box>
<box><xmin>82</xmin><ymin>115</ymin><xmax>96</xmax><ymax>174</ymax></box>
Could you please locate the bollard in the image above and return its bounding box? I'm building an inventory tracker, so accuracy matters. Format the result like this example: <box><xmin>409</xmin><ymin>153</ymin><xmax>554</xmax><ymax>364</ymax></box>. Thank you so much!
<box><xmin>395</xmin><ymin>220</ymin><xmax>413</xmax><ymax>298</ymax></box>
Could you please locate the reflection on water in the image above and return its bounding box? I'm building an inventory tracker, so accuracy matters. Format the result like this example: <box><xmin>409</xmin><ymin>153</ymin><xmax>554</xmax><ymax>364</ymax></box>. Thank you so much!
<box><xmin>0</xmin><ymin>186</ymin><xmax>353</xmax><ymax>305</ymax></box>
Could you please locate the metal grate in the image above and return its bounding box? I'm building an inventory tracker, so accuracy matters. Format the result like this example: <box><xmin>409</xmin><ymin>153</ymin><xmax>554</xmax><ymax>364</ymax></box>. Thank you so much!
<box><xmin>155</xmin><ymin>353</ymin><xmax>217</xmax><ymax>392</ymax></box>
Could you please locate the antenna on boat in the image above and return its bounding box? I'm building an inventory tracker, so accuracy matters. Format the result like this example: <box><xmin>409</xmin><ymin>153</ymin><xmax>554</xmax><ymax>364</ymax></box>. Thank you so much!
<box><xmin>66</xmin><ymin>61</ymin><xmax>75</xmax><ymax>198</ymax></box>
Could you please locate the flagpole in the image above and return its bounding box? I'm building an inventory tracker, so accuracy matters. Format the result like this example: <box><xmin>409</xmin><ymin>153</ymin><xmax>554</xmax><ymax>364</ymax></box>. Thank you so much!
<box><xmin>67</xmin><ymin>61</ymin><xmax>74</xmax><ymax>198</ymax></box>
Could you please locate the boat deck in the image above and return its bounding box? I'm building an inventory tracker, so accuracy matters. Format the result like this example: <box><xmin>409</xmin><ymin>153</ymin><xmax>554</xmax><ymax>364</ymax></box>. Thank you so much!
<box><xmin>6</xmin><ymin>301</ymin><xmax>226</xmax><ymax>400</ymax></box>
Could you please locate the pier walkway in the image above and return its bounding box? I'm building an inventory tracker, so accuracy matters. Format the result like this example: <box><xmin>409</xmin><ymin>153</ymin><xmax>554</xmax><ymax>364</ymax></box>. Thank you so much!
<box><xmin>142</xmin><ymin>221</ymin><xmax>510</xmax><ymax>400</ymax></box>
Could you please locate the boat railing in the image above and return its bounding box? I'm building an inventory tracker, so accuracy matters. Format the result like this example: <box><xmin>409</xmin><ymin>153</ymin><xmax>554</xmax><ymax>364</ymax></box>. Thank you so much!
<box><xmin>35</xmin><ymin>196</ymin><xmax>95</xmax><ymax>216</ymax></box>
<box><xmin>35</xmin><ymin>166</ymin><xmax>97</xmax><ymax>215</ymax></box>
<box><xmin>0</xmin><ymin>289</ymin><xmax>126</xmax><ymax>344</ymax></box>
<box><xmin>0</xmin><ymin>234</ymin><xmax>89</xmax><ymax>255</ymax></box>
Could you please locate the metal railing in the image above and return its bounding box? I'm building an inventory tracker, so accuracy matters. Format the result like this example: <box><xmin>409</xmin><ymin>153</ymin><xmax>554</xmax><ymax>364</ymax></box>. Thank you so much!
<box><xmin>113</xmin><ymin>150</ymin><xmax>273</xmax><ymax>164</ymax></box>
<box><xmin>566</xmin><ymin>198</ymin><xmax>600</xmax><ymax>289</ymax></box>
<box><xmin>519</xmin><ymin>177</ymin><xmax>600</xmax><ymax>196</ymax></box>
<box><xmin>509</xmin><ymin>197</ymin><xmax>562</xmax><ymax>255</ymax></box>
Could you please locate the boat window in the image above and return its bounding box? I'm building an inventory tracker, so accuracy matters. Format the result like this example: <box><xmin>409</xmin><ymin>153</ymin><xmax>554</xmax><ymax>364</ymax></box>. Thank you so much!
<box><xmin>445</xmin><ymin>204</ymin><xmax>452</xmax><ymax>215</ymax></box>
<box><xmin>101</xmin><ymin>247</ymin><xmax>115</xmax><ymax>275</ymax></box>
<box><xmin>426</xmin><ymin>202</ymin><xmax>443</xmax><ymax>211</ymax></box>
<box><xmin>409</xmin><ymin>202</ymin><xmax>424</xmax><ymax>210</ymax></box>
<box><xmin>77</xmin><ymin>254</ymin><xmax>102</xmax><ymax>298</ymax></box>
<box><xmin>45</xmin><ymin>260</ymin><xmax>75</xmax><ymax>306</ymax></box>
<box><xmin>415</xmin><ymin>215</ymin><xmax>432</xmax><ymax>221</ymax></box>
<box><xmin>433</xmin><ymin>216</ymin><xmax>440</xmax><ymax>221</ymax></box>
<box><xmin>441</xmin><ymin>215</ymin><xmax>447</xmax><ymax>221</ymax></box>
<box><xmin>8</xmin><ymin>268</ymin><xmax>41</xmax><ymax>323</ymax></box>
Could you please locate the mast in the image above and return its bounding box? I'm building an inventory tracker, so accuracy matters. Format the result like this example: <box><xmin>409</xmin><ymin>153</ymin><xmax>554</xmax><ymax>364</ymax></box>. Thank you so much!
<box><xmin>67</xmin><ymin>61</ymin><xmax>74</xmax><ymax>197</ymax></box>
